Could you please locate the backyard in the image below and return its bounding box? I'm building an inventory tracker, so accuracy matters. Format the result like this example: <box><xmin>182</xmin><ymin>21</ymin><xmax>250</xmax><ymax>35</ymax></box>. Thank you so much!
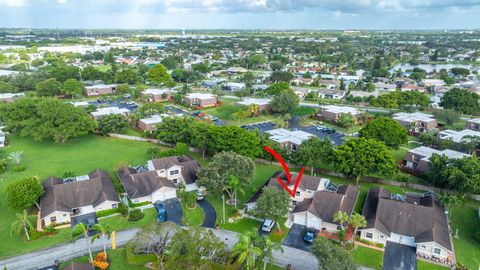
<box><xmin>201</xmin><ymin>97</ymin><xmax>276</xmax><ymax>125</ymax></box>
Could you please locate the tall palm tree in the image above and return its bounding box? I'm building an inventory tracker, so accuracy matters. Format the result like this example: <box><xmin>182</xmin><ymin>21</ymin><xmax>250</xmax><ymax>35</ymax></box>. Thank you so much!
<box><xmin>333</xmin><ymin>211</ymin><xmax>349</xmax><ymax>231</ymax></box>
<box><xmin>224</xmin><ymin>175</ymin><xmax>245</xmax><ymax>208</ymax></box>
<box><xmin>91</xmin><ymin>223</ymin><xmax>111</xmax><ymax>259</ymax></box>
<box><xmin>439</xmin><ymin>194</ymin><xmax>462</xmax><ymax>219</ymax></box>
<box><xmin>232</xmin><ymin>229</ymin><xmax>262</xmax><ymax>270</ymax></box>
<box><xmin>348</xmin><ymin>213</ymin><xmax>367</xmax><ymax>244</ymax></box>
<box><xmin>260</xmin><ymin>235</ymin><xmax>283</xmax><ymax>270</ymax></box>
<box><xmin>11</xmin><ymin>209</ymin><xmax>34</xmax><ymax>241</ymax></box>
<box><xmin>72</xmin><ymin>223</ymin><xmax>93</xmax><ymax>263</ymax></box>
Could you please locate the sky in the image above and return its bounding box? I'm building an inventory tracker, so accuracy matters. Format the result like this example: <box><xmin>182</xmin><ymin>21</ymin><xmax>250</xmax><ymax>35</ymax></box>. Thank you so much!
<box><xmin>1</xmin><ymin>0</ymin><xmax>480</xmax><ymax>30</ymax></box>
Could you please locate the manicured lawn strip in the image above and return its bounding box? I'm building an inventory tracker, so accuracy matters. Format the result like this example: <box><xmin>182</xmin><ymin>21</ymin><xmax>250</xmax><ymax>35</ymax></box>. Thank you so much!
<box><xmin>351</xmin><ymin>245</ymin><xmax>383</xmax><ymax>270</ymax></box>
<box><xmin>221</xmin><ymin>218</ymin><xmax>263</xmax><ymax>234</ymax></box>
<box><xmin>450</xmin><ymin>206</ymin><xmax>480</xmax><ymax>269</ymax></box>
<box><xmin>60</xmin><ymin>248</ymin><xmax>149</xmax><ymax>270</ymax></box>
<box><xmin>181</xmin><ymin>202</ymin><xmax>205</xmax><ymax>227</ymax></box>
<box><xmin>98</xmin><ymin>208</ymin><xmax>157</xmax><ymax>231</ymax></box>
<box><xmin>417</xmin><ymin>260</ymin><xmax>449</xmax><ymax>270</ymax></box>
<box><xmin>0</xmin><ymin>135</ymin><xmax>154</xmax><ymax>259</ymax></box>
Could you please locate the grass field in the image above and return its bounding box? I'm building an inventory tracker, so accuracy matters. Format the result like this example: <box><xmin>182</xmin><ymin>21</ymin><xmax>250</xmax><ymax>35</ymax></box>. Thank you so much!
<box><xmin>201</xmin><ymin>98</ymin><xmax>276</xmax><ymax>125</ymax></box>
<box><xmin>94</xmin><ymin>64</ymin><xmax>112</xmax><ymax>72</ymax></box>
<box><xmin>450</xmin><ymin>205</ymin><xmax>480</xmax><ymax>269</ymax></box>
<box><xmin>181</xmin><ymin>202</ymin><xmax>205</xmax><ymax>227</ymax></box>
<box><xmin>0</xmin><ymin>135</ymin><xmax>154</xmax><ymax>259</ymax></box>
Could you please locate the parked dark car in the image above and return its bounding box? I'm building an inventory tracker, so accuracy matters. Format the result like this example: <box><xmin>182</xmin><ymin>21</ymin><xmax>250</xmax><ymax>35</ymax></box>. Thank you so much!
<box><xmin>303</xmin><ymin>228</ymin><xmax>317</xmax><ymax>243</ymax></box>
<box><xmin>154</xmin><ymin>201</ymin><xmax>167</xmax><ymax>222</ymax></box>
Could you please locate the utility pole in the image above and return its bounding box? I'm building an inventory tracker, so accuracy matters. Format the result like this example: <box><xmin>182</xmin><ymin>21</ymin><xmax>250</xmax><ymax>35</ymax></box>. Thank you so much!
<box><xmin>222</xmin><ymin>194</ymin><xmax>225</xmax><ymax>224</ymax></box>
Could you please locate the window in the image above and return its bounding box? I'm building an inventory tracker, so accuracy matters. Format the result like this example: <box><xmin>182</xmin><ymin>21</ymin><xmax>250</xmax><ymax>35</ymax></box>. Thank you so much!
<box><xmin>112</xmin><ymin>203</ymin><xmax>118</xmax><ymax>209</ymax></box>
<box><xmin>170</xmin><ymin>170</ymin><xmax>179</xmax><ymax>175</ymax></box>
<box><xmin>50</xmin><ymin>216</ymin><xmax>57</xmax><ymax>222</ymax></box>
<box><xmin>366</xmin><ymin>232</ymin><xmax>373</xmax><ymax>239</ymax></box>
<box><xmin>295</xmin><ymin>191</ymin><xmax>301</xmax><ymax>196</ymax></box>
<box><xmin>433</xmin><ymin>248</ymin><xmax>441</xmax><ymax>255</ymax></box>
<box><xmin>379</xmin><ymin>235</ymin><xmax>384</xmax><ymax>239</ymax></box>
<box><xmin>420</xmin><ymin>245</ymin><xmax>426</xmax><ymax>250</ymax></box>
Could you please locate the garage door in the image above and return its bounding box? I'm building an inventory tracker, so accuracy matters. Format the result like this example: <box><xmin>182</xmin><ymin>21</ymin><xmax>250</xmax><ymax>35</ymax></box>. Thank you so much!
<box><xmin>293</xmin><ymin>214</ymin><xmax>307</xmax><ymax>226</ymax></box>
<box><xmin>152</xmin><ymin>189</ymin><xmax>177</xmax><ymax>202</ymax></box>
<box><xmin>306</xmin><ymin>217</ymin><xmax>321</xmax><ymax>229</ymax></box>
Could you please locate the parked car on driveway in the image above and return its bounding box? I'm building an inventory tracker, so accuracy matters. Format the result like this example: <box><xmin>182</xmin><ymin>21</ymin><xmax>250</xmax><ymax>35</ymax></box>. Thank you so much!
<box><xmin>261</xmin><ymin>219</ymin><xmax>275</xmax><ymax>232</ymax></box>
<box><xmin>154</xmin><ymin>201</ymin><xmax>167</xmax><ymax>222</ymax></box>
<box><xmin>316</xmin><ymin>125</ymin><xmax>326</xmax><ymax>131</ymax></box>
<box><xmin>303</xmin><ymin>227</ymin><xmax>317</xmax><ymax>243</ymax></box>
<box><xmin>195</xmin><ymin>190</ymin><xmax>204</xmax><ymax>201</ymax></box>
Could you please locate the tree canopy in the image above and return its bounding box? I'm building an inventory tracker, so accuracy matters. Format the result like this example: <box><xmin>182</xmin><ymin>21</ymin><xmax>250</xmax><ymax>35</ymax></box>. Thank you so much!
<box><xmin>428</xmin><ymin>155</ymin><xmax>480</xmax><ymax>195</ymax></box>
<box><xmin>98</xmin><ymin>114</ymin><xmax>129</xmax><ymax>135</ymax></box>
<box><xmin>359</xmin><ymin>117</ymin><xmax>408</xmax><ymax>149</ymax></box>
<box><xmin>440</xmin><ymin>88</ymin><xmax>480</xmax><ymax>115</ymax></box>
<box><xmin>7</xmin><ymin>176</ymin><xmax>44</xmax><ymax>210</ymax></box>
<box><xmin>35</xmin><ymin>78</ymin><xmax>63</xmax><ymax>97</ymax></box>
<box><xmin>269</xmin><ymin>89</ymin><xmax>299</xmax><ymax>115</ymax></box>
<box><xmin>311</xmin><ymin>238</ymin><xmax>358</xmax><ymax>270</ymax></box>
<box><xmin>252</xmin><ymin>187</ymin><xmax>290</xmax><ymax>229</ymax></box>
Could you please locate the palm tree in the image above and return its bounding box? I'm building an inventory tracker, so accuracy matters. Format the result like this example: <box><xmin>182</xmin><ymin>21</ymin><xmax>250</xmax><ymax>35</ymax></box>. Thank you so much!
<box><xmin>260</xmin><ymin>235</ymin><xmax>283</xmax><ymax>270</ymax></box>
<box><xmin>348</xmin><ymin>213</ymin><xmax>367</xmax><ymax>244</ymax></box>
<box><xmin>72</xmin><ymin>223</ymin><xmax>93</xmax><ymax>263</ymax></box>
<box><xmin>333</xmin><ymin>211</ymin><xmax>349</xmax><ymax>231</ymax></box>
<box><xmin>11</xmin><ymin>209</ymin><xmax>34</xmax><ymax>241</ymax></box>
<box><xmin>248</xmin><ymin>103</ymin><xmax>260</xmax><ymax>117</ymax></box>
<box><xmin>224</xmin><ymin>175</ymin><xmax>245</xmax><ymax>208</ymax></box>
<box><xmin>232</xmin><ymin>229</ymin><xmax>262</xmax><ymax>270</ymax></box>
<box><xmin>8</xmin><ymin>151</ymin><xmax>23</xmax><ymax>165</ymax></box>
<box><xmin>91</xmin><ymin>223</ymin><xmax>111</xmax><ymax>259</ymax></box>
<box><xmin>439</xmin><ymin>194</ymin><xmax>462</xmax><ymax>219</ymax></box>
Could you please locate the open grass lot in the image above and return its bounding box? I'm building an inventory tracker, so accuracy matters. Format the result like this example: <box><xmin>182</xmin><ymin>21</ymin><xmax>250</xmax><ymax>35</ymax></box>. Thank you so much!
<box><xmin>450</xmin><ymin>204</ymin><xmax>480</xmax><ymax>269</ymax></box>
<box><xmin>181</xmin><ymin>202</ymin><xmax>205</xmax><ymax>227</ymax></box>
<box><xmin>201</xmin><ymin>98</ymin><xmax>276</xmax><ymax>125</ymax></box>
<box><xmin>0</xmin><ymin>135</ymin><xmax>154</xmax><ymax>259</ymax></box>
<box><xmin>94</xmin><ymin>64</ymin><xmax>112</xmax><ymax>72</ymax></box>
<box><xmin>60</xmin><ymin>248</ymin><xmax>148</xmax><ymax>270</ymax></box>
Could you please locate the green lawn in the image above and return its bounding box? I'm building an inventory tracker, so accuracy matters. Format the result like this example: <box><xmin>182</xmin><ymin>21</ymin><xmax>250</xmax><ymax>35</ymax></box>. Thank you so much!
<box><xmin>98</xmin><ymin>208</ymin><xmax>157</xmax><ymax>231</ymax></box>
<box><xmin>181</xmin><ymin>202</ymin><xmax>205</xmax><ymax>227</ymax></box>
<box><xmin>60</xmin><ymin>248</ymin><xmax>148</xmax><ymax>270</ymax></box>
<box><xmin>450</xmin><ymin>205</ymin><xmax>480</xmax><ymax>269</ymax></box>
<box><xmin>0</xmin><ymin>135</ymin><xmax>154</xmax><ymax>259</ymax></box>
<box><xmin>94</xmin><ymin>64</ymin><xmax>112</xmax><ymax>72</ymax></box>
<box><xmin>221</xmin><ymin>218</ymin><xmax>263</xmax><ymax>233</ymax></box>
<box><xmin>201</xmin><ymin>98</ymin><xmax>276</xmax><ymax>125</ymax></box>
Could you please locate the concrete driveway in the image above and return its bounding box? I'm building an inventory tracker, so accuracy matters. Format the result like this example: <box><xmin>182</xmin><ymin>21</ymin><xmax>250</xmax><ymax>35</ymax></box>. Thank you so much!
<box><xmin>164</xmin><ymin>198</ymin><xmax>183</xmax><ymax>225</ymax></box>
<box><xmin>282</xmin><ymin>224</ymin><xmax>312</xmax><ymax>252</ymax></box>
<box><xmin>198</xmin><ymin>199</ymin><xmax>217</xmax><ymax>228</ymax></box>
<box><xmin>382</xmin><ymin>242</ymin><xmax>416</xmax><ymax>270</ymax></box>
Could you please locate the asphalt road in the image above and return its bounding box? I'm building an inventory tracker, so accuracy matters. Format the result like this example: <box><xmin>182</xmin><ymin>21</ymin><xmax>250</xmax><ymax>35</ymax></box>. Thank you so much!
<box><xmin>198</xmin><ymin>199</ymin><xmax>217</xmax><ymax>228</ymax></box>
<box><xmin>0</xmin><ymin>228</ymin><xmax>321</xmax><ymax>270</ymax></box>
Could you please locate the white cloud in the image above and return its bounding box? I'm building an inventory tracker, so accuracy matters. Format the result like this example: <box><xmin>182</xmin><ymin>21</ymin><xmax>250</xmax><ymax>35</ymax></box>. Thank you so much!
<box><xmin>0</xmin><ymin>0</ymin><xmax>26</xmax><ymax>6</ymax></box>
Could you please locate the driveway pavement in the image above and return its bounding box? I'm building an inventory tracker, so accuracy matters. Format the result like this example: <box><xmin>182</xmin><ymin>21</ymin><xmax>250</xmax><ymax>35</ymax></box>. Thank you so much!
<box><xmin>198</xmin><ymin>199</ymin><xmax>216</xmax><ymax>228</ymax></box>
<box><xmin>301</xmin><ymin>125</ymin><xmax>345</xmax><ymax>146</ymax></box>
<box><xmin>382</xmin><ymin>242</ymin><xmax>416</xmax><ymax>270</ymax></box>
<box><xmin>242</xmin><ymin>121</ymin><xmax>276</xmax><ymax>132</ymax></box>
<box><xmin>164</xmin><ymin>198</ymin><xmax>183</xmax><ymax>225</ymax></box>
<box><xmin>282</xmin><ymin>224</ymin><xmax>312</xmax><ymax>252</ymax></box>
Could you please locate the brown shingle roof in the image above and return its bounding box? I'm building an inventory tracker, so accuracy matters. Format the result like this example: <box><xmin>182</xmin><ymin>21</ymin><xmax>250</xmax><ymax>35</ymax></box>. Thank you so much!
<box><xmin>40</xmin><ymin>169</ymin><xmax>119</xmax><ymax>219</ymax></box>
<box><xmin>117</xmin><ymin>170</ymin><xmax>176</xmax><ymax>199</ymax></box>
<box><xmin>292</xmin><ymin>185</ymin><xmax>359</xmax><ymax>224</ymax></box>
<box><xmin>361</xmin><ymin>187</ymin><xmax>452</xmax><ymax>251</ymax></box>
<box><xmin>150</xmin><ymin>155</ymin><xmax>200</xmax><ymax>184</ymax></box>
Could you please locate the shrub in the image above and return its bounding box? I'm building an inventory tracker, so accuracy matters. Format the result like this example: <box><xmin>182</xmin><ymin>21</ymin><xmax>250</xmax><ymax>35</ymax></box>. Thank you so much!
<box><xmin>118</xmin><ymin>204</ymin><xmax>128</xmax><ymax>217</ymax></box>
<box><xmin>128</xmin><ymin>209</ymin><xmax>145</xmax><ymax>221</ymax></box>
<box><xmin>29</xmin><ymin>229</ymin><xmax>43</xmax><ymax>240</ymax></box>
<box><xmin>130</xmin><ymin>201</ymin><xmax>151</xmax><ymax>208</ymax></box>
<box><xmin>13</xmin><ymin>165</ymin><xmax>26</xmax><ymax>172</ymax></box>
<box><xmin>43</xmin><ymin>224</ymin><xmax>56</xmax><ymax>234</ymax></box>
<box><xmin>93</xmin><ymin>252</ymin><xmax>109</xmax><ymax>270</ymax></box>
<box><xmin>229</xmin><ymin>208</ymin><xmax>240</xmax><ymax>218</ymax></box>
<box><xmin>96</xmin><ymin>208</ymin><xmax>119</xmax><ymax>218</ymax></box>
<box><xmin>474</xmin><ymin>231</ymin><xmax>480</xmax><ymax>244</ymax></box>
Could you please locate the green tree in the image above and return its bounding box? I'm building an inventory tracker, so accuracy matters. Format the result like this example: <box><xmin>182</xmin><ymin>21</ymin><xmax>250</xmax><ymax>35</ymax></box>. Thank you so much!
<box><xmin>91</xmin><ymin>223</ymin><xmax>111</xmax><ymax>259</ymax></box>
<box><xmin>155</xmin><ymin>116</ymin><xmax>193</xmax><ymax>144</ymax></box>
<box><xmin>0</xmin><ymin>81</ymin><xmax>18</xmax><ymax>93</ymax></box>
<box><xmin>114</xmin><ymin>68</ymin><xmax>140</xmax><ymax>84</ymax></box>
<box><xmin>98</xmin><ymin>114</ymin><xmax>129</xmax><ymax>135</ymax></box>
<box><xmin>337</xmin><ymin>114</ymin><xmax>355</xmax><ymax>129</ymax></box>
<box><xmin>266</xmin><ymin>82</ymin><xmax>290</xmax><ymax>95</ymax></box>
<box><xmin>206</xmin><ymin>125</ymin><xmax>261</xmax><ymax>158</ymax></box>
<box><xmin>297</xmin><ymin>137</ymin><xmax>333</xmax><ymax>175</ymax></box>
<box><xmin>439</xmin><ymin>194</ymin><xmax>462</xmax><ymax>219</ymax></box>
<box><xmin>333</xmin><ymin>211</ymin><xmax>350</xmax><ymax>231</ymax></box>
<box><xmin>330</xmin><ymin>138</ymin><xmax>397</xmax><ymax>185</ymax></box>
<box><xmin>247</xmin><ymin>54</ymin><xmax>267</xmax><ymax>68</ymax></box>
<box><xmin>348</xmin><ymin>213</ymin><xmax>367</xmax><ymax>244</ymax></box>
<box><xmin>72</xmin><ymin>223</ymin><xmax>93</xmax><ymax>263</ymax></box>
<box><xmin>359</xmin><ymin>117</ymin><xmax>408</xmax><ymax>149</ymax></box>
<box><xmin>433</xmin><ymin>110</ymin><xmax>460</xmax><ymax>125</ymax></box>
<box><xmin>440</xmin><ymin>88</ymin><xmax>480</xmax><ymax>115</ymax></box>
<box><xmin>311</xmin><ymin>238</ymin><xmax>358</xmax><ymax>270</ymax></box>
<box><xmin>35</xmin><ymin>78</ymin><xmax>63</xmax><ymax>97</ymax></box>
<box><xmin>252</xmin><ymin>187</ymin><xmax>290</xmax><ymax>230</ymax></box>
<box><xmin>11</xmin><ymin>209</ymin><xmax>35</xmax><ymax>241</ymax></box>
<box><xmin>63</xmin><ymin>79</ymin><xmax>84</xmax><ymax>98</ymax></box>
<box><xmin>147</xmin><ymin>64</ymin><xmax>173</xmax><ymax>85</ymax></box>
<box><xmin>115</xmin><ymin>84</ymin><xmax>131</xmax><ymax>95</ymax></box>
<box><xmin>6</xmin><ymin>176</ymin><xmax>44</xmax><ymax>210</ymax></box>
<box><xmin>269</xmin><ymin>89</ymin><xmax>299</xmax><ymax>115</ymax></box>
<box><xmin>258</xmin><ymin>235</ymin><xmax>283</xmax><ymax>270</ymax></box>
<box><xmin>451</xmin><ymin>68</ymin><xmax>470</xmax><ymax>76</ymax></box>
<box><xmin>428</xmin><ymin>155</ymin><xmax>480</xmax><ymax>195</ymax></box>
<box><xmin>190</xmin><ymin>121</ymin><xmax>210</xmax><ymax>158</ymax></box>
<box><xmin>270</xmin><ymin>71</ymin><xmax>294</xmax><ymax>83</ymax></box>
<box><xmin>292</xmin><ymin>106</ymin><xmax>316</xmax><ymax>118</ymax></box>
<box><xmin>231</xmin><ymin>229</ymin><xmax>262</xmax><ymax>270</ymax></box>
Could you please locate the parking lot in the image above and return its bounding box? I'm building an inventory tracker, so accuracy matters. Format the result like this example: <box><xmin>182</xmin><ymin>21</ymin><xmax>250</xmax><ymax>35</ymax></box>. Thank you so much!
<box><xmin>88</xmin><ymin>100</ymin><xmax>139</xmax><ymax>112</ymax></box>
<box><xmin>241</xmin><ymin>121</ymin><xmax>277</xmax><ymax>132</ymax></box>
<box><xmin>282</xmin><ymin>224</ymin><xmax>313</xmax><ymax>252</ymax></box>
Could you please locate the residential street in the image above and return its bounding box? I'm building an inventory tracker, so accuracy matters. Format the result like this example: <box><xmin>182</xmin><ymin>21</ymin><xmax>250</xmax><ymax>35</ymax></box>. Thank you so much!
<box><xmin>0</xmin><ymin>228</ymin><xmax>321</xmax><ymax>270</ymax></box>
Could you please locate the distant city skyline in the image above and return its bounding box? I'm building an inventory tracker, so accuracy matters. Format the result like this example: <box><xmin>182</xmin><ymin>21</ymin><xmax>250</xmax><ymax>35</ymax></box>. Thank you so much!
<box><xmin>1</xmin><ymin>0</ymin><xmax>480</xmax><ymax>30</ymax></box>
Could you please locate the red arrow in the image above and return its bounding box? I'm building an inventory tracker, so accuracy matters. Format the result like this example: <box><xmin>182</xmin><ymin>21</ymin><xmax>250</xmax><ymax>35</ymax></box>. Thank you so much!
<box><xmin>263</xmin><ymin>146</ymin><xmax>305</xmax><ymax>198</ymax></box>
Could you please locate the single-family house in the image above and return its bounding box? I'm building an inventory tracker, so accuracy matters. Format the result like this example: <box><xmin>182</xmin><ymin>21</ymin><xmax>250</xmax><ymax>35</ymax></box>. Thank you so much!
<box><xmin>318</xmin><ymin>105</ymin><xmax>360</xmax><ymax>123</ymax></box>
<box><xmin>40</xmin><ymin>170</ymin><xmax>120</xmax><ymax>227</ymax></box>
<box><xmin>317</xmin><ymin>90</ymin><xmax>346</xmax><ymax>100</ymax></box>
<box><xmin>292</xmin><ymin>87</ymin><xmax>311</xmax><ymax>99</ymax></box>
<box><xmin>374</xmin><ymin>82</ymin><xmax>397</xmax><ymax>92</ymax></box>
<box><xmin>290</xmin><ymin>184</ymin><xmax>359</xmax><ymax>232</ymax></box>
<box><xmin>359</xmin><ymin>187</ymin><xmax>453</xmax><ymax>263</ymax></box>
<box><xmin>142</xmin><ymin>89</ymin><xmax>175</xmax><ymax>102</ymax></box>
<box><xmin>84</xmin><ymin>84</ymin><xmax>116</xmax><ymax>97</ymax></box>
<box><xmin>117</xmin><ymin>156</ymin><xmax>200</xmax><ymax>203</ymax></box>
<box><xmin>90</xmin><ymin>106</ymin><xmax>130</xmax><ymax>120</ymax></box>
<box><xmin>138</xmin><ymin>114</ymin><xmax>170</xmax><ymax>132</ymax></box>
<box><xmin>223</xmin><ymin>82</ymin><xmax>246</xmax><ymax>91</ymax></box>
<box><xmin>404</xmin><ymin>146</ymin><xmax>470</xmax><ymax>173</ymax></box>
<box><xmin>437</xmin><ymin>129</ymin><xmax>480</xmax><ymax>144</ymax></box>
<box><xmin>465</xmin><ymin>118</ymin><xmax>480</xmax><ymax>131</ymax></box>
<box><xmin>184</xmin><ymin>93</ymin><xmax>217</xmax><ymax>108</ymax></box>
<box><xmin>265</xmin><ymin>128</ymin><xmax>314</xmax><ymax>151</ymax></box>
<box><xmin>392</xmin><ymin>112</ymin><xmax>437</xmax><ymax>132</ymax></box>
<box><xmin>236</xmin><ymin>98</ymin><xmax>271</xmax><ymax>112</ymax></box>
